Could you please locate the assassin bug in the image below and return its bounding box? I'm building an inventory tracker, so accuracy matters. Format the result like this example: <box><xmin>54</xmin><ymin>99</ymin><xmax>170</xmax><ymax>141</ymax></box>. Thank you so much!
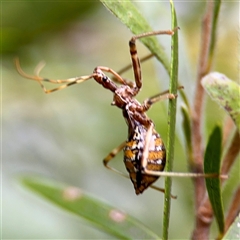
<box><xmin>15</xmin><ymin>28</ymin><xmax>226</xmax><ymax>195</ymax></box>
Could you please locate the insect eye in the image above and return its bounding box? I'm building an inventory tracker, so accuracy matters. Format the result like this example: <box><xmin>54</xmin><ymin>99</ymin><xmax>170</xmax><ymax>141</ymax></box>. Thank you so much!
<box><xmin>102</xmin><ymin>75</ymin><xmax>108</xmax><ymax>82</ymax></box>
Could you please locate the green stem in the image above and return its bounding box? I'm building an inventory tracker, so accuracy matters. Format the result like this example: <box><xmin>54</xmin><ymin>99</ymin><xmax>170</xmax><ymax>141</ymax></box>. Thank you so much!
<box><xmin>162</xmin><ymin>1</ymin><xmax>178</xmax><ymax>239</ymax></box>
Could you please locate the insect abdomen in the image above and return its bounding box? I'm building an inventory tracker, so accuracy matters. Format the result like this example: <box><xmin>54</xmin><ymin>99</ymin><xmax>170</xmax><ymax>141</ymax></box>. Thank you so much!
<box><xmin>123</xmin><ymin>127</ymin><xmax>166</xmax><ymax>195</ymax></box>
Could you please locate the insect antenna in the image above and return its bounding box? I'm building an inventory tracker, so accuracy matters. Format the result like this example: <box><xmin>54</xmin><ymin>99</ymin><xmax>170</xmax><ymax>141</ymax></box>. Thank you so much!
<box><xmin>15</xmin><ymin>58</ymin><xmax>93</xmax><ymax>94</ymax></box>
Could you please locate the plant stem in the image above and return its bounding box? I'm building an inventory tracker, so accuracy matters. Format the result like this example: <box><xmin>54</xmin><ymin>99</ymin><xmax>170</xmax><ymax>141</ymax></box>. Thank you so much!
<box><xmin>191</xmin><ymin>1</ymin><xmax>221</xmax><ymax>239</ymax></box>
<box><xmin>162</xmin><ymin>1</ymin><xmax>178</xmax><ymax>239</ymax></box>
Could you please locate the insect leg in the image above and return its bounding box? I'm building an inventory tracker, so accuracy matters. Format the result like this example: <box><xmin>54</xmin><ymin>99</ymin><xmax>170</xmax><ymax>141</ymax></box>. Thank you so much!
<box><xmin>117</xmin><ymin>53</ymin><xmax>154</xmax><ymax>77</ymax></box>
<box><xmin>129</xmin><ymin>28</ymin><xmax>179</xmax><ymax>95</ymax></box>
<box><xmin>112</xmin><ymin>53</ymin><xmax>154</xmax><ymax>88</ymax></box>
<box><xmin>139</xmin><ymin>123</ymin><xmax>176</xmax><ymax>198</ymax></box>
<box><xmin>103</xmin><ymin>141</ymin><xmax>129</xmax><ymax>178</ymax></box>
<box><xmin>103</xmin><ymin>141</ymin><xmax>175</xmax><ymax>194</ymax></box>
<box><xmin>141</xmin><ymin>125</ymin><xmax>227</xmax><ymax>179</ymax></box>
<box><xmin>142</xmin><ymin>86</ymin><xmax>184</xmax><ymax>112</ymax></box>
<box><xmin>15</xmin><ymin>59</ymin><xmax>123</xmax><ymax>94</ymax></box>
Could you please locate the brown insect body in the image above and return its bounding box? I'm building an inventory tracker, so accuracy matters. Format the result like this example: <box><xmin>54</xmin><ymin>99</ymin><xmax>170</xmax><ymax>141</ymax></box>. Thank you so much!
<box><xmin>15</xmin><ymin>28</ymin><xmax>179</xmax><ymax>195</ymax></box>
<box><xmin>123</xmin><ymin>113</ymin><xmax>166</xmax><ymax>194</ymax></box>
<box><xmin>112</xmin><ymin>85</ymin><xmax>166</xmax><ymax>194</ymax></box>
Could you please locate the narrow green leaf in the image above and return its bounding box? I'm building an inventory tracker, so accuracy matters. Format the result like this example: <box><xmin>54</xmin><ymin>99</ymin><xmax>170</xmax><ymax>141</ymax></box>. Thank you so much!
<box><xmin>204</xmin><ymin>125</ymin><xmax>225</xmax><ymax>234</ymax></box>
<box><xmin>179</xmin><ymin>89</ymin><xmax>190</xmax><ymax>110</ymax></box>
<box><xmin>163</xmin><ymin>1</ymin><xmax>178</xmax><ymax>240</ymax></box>
<box><xmin>181</xmin><ymin>105</ymin><xmax>193</xmax><ymax>165</ymax></box>
<box><xmin>21</xmin><ymin>176</ymin><xmax>160</xmax><ymax>239</ymax></box>
<box><xmin>222</xmin><ymin>213</ymin><xmax>240</xmax><ymax>240</ymax></box>
<box><xmin>209</xmin><ymin>0</ymin><xmax>221</xmax><ymax>60</ymax></box>
<box><xmin>201</xmin><ymin>72</ymin><xmax>240</xmax><ymax>130</ymax></box>
<box><xmin>100</xmin><ymin>0</ymin><xmax>171</xmax><ymax>75</ymax></box>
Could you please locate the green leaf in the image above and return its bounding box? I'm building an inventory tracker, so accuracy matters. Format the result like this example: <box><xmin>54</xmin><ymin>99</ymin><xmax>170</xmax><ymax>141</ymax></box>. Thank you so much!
<box><xmin>21</xmin><ymin>176</ymin><xmax>160</xmax><ymax>239</ymax></box>
<box><xmin>163</xmin><ymin>1</ymin><xmax>178</xmax><ymax>240</ymax></box>
<box><xmin>181</xmin><ymin>105</ymin><xmax>193</xmax><ymax>165</ymax></box>
<box><xmin>204</xmin><ymin>125</ymin><xmax>225</xmax><ymax>234</ymax></box>
<box><xmin>209</xmin><ymin>0</ymin><xmax>221</xmax><ymax>61</ymax></box>
<box><xmin>222</xmin><ymin>213</ymin><xmax>240</xmax><ymax>240</ymax></box>
<box><xmin>201</xmin><ymin>72</ymin><xmax>240</xmax><ymax>131</ymax></box>
<box><xmin>100</xmin><ymin>0</ymin><xmax>171</xmax><ymax>75</ymax></box>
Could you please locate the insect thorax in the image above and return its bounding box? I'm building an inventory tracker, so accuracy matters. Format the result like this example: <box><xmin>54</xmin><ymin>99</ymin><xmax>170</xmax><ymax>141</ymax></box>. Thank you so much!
<box><xmin>123</xmin><ymin>122</ymin><xmax>166</xmax><ymax>195</ymax></box>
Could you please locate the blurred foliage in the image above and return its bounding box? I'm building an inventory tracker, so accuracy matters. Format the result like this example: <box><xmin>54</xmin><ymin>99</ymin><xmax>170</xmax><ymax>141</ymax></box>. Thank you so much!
<box><xmin>2</xmin><ymin>1</ymin><xmax>239</xmax><ymax>239</ymax></box>
<box><xmin>202</xmin><ymin>72</ymin><xmax>240</xmax><ymax>130</ymax></box>
<box><xmin>2</xmin><ymin>1</ymin><xmax>99</xmax><ymax>53</ymax></box>
<box><xmin>223</xmin><ymin>213</ymin><xmax>240</xmax><ymax>240</ymax></box>
<box><xmin>21</xmin><ymin>176</ymin><xmax>160</xmax><ymax>239</ymax></box>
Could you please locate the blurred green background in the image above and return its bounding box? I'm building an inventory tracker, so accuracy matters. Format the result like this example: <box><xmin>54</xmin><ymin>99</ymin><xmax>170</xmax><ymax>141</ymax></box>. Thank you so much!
<box><xmin>2</xmin><ymin>1</ymin><xmax>239</xmax><ymax>239</ymax></box>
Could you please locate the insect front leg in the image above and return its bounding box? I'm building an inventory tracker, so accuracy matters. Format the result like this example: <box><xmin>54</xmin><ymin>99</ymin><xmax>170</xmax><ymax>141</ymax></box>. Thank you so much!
<box><xmin>15</xmin><ymin>58</ymin><xmax>124</xmax><ymax>94</ymax></box>
<box><xmin>15</xmin><ymin>58</ymin><xmax>95</xmax><ymax>93</ymax></box>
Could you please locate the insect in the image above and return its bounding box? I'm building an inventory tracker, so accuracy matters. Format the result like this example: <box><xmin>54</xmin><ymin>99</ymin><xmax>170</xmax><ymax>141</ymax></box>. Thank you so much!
<box><xmin>15</xmin><ymin>27</ymin><xmax>225</xmax><ymax>195</ymax></box>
